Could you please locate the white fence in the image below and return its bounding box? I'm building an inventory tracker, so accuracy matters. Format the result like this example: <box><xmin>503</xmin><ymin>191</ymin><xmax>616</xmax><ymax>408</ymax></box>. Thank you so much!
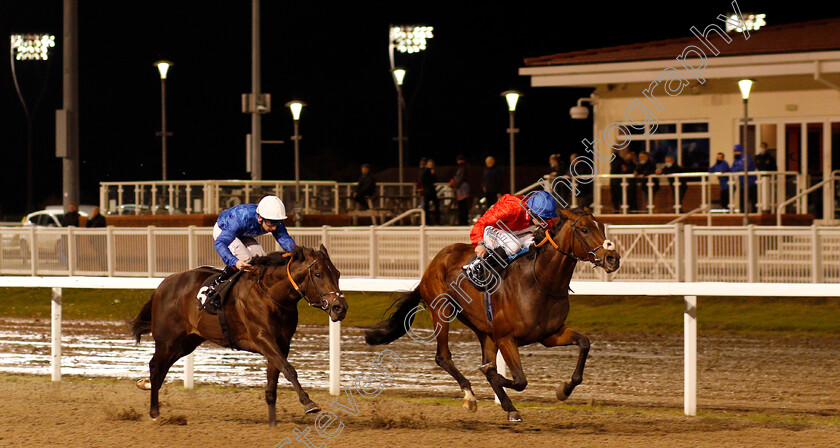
<box><xmin>99</xmin><ymin>180</ymin><xmax>419</xmax><ymax>216</ymax></box>
<box><xmin>2</xmin><ymin>225</ymin><xmax>839</xmax><ymax>283</ymax></box>
<box><xmin>2</xmin><ymin>275</ymin><xmax>838</xmax><ymax>417</ymax></box>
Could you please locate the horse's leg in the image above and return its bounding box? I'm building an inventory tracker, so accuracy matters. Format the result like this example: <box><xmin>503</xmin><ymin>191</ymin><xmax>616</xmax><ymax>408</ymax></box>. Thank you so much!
<box><xmin>478</xmin><ymin>335</ymin><xmax>525</xmax><ymax>421</ymax></box>
<box><xmin>251</xmin><ymin>336</ymin><xmax>319</xmax><ymax>414</ymax></box>
<box><xmin>431</xmin><ymin>314</ymin><xmax>476</xmax><ymax>412</ymax></box>
<box><xmin>265</xmin><ymin>364</ymin><xmax>280</xmax><ymax>427</ymax></box>
<box><xmin>541</xmin><ymin>325</ymin><xmax>590</xmax><ymax>401</ymax></box>
<box><xmin>149</xmin><ymin>335</ymin><xmax>202</xmax><ymax>419</ymax></box>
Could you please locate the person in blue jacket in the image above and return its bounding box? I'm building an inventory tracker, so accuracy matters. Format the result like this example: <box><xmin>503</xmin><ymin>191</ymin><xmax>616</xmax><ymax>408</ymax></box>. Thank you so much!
<box><xmin>730</xmin><ymin>144</ymin><xmax>757</xmax><ymax>213</ymax></box>
<box><xmin>708</xmin><ymin>152</ymin><xmax>731</xmax><ymax>210</ymax></box>
<box><xmin>198</xmin><ymin>195</ymin><xmax>302</xmax><ymax>308</ymax></box>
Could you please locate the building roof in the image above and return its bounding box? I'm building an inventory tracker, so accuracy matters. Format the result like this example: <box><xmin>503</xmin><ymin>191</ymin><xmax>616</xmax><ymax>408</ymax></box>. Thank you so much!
<box><xmin>525</xmin><ymin>17</ymin><xmax>840</xmax><ymax>67</ymax></box>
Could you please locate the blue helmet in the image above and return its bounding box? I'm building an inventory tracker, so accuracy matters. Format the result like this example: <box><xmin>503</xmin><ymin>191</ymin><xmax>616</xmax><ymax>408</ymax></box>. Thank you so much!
<box><xmin>526</xmin><ymin>191</ymin><xmax>558</xmax><ymax>219</ymax></box>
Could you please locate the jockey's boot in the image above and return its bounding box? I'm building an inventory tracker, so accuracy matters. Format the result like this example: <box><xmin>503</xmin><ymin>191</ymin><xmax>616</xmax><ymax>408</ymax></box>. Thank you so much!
<box><xmin>461</xmin><ymin>247</ymin><xmax>509</xmax><ymax>291</ymax></box>
<box><xmin>198</xmin><ymin>266</ymin><xmax>237</xmax><ymax>312</ymax></box>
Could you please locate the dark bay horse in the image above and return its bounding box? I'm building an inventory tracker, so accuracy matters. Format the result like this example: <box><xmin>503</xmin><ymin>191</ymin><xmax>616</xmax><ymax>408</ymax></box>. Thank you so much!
<box><xmin>365</xmin><ymin>208</ymin><xmax>620</xmax><ymax>421</ymax></box>
<box><xmin>131</xmin><ymin>245</ymin><xmax>348</xmax><ymax>426</ymax></box>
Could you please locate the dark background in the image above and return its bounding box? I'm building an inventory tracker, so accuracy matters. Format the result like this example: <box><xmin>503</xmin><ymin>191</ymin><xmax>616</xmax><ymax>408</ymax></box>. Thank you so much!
<box><xmin>1</xmin><ymin>1</ymin><xmax>837</xmax><ymax>217</ymax></box>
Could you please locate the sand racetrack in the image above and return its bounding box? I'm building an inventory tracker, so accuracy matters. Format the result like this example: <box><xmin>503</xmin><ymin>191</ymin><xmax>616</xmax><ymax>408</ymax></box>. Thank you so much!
<box><xmin>0</xmin><ymin>374</ymin><xmax>839</xmax><ymax>448</ymax></box>
<box><xmin>1</xmin><ymin>325</ymin><xmax>839</xmax><ymax>448</ymax></box>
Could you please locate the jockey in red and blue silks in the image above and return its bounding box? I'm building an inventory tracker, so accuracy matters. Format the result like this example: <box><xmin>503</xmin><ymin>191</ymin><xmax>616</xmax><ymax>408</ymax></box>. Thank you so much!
<box><xmin>462</xmin><ymin>191</ymin><xmax>557</xmax><ymax>279</ymax></box>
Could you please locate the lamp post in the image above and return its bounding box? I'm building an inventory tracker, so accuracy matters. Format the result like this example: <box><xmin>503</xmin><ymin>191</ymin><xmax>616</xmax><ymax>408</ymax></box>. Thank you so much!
<box><xmin>738</xmin><ymin>79</ymin><xmax>754</xmax><ymax>225</ymax></box>
<box><xmin>285</xmin><ymin>101</ymin><xmax>305</xmax><ymax>207</ymax></box>
<box><xmin>502</xmin><ymin>91</ymin><xmax>520</xmax><ymax>193</ymax></box>
<box><xmin>10</xmin><ymin>33</ymin><xmax>56</xmax><ymax>211</ymax></box>
<box><xmin>392</xmin><ymin>68</ymin><xmax>406</xmax><ymax>195</ymax></box>
<box><xmin>154</xmin><ymin>60</ymin><xmax>172</xmax><ymax>181</ymax></box>
<box><xmin>389</xmin><ymin>25</ymin><xmax>433</xmax><ymax>197</ymax></box>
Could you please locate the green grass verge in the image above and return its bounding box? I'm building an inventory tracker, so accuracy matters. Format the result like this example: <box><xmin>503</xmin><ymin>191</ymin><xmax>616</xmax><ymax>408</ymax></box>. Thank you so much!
<box><xmin>1</xmin><ymin>288</ymin><xmax>839</xmax><ymax>337</ymax></box>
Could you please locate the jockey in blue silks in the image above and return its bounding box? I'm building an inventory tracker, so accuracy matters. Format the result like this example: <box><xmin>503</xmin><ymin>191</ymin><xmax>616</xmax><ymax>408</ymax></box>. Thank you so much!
<box><xmin>198</xmin><ymin>195</ymin><xmax>302</xmax><ymax>308</ymax></box>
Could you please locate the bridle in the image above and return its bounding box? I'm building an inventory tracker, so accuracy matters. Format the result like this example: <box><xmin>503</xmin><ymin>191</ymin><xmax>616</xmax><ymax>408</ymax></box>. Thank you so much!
<box><xmin>532</xmin><ymin>211</ymin><xmax>616</xmax><ymax>296</ymax></box>
<box><xmin>534</xmin><ymin>211</ymin><xmax>614</xmax><ymax>267</ymax></box>
<box><xmin>256</xmin><ymin>253</ymin><xmax>344</xmax><ymax>311</ymax></box>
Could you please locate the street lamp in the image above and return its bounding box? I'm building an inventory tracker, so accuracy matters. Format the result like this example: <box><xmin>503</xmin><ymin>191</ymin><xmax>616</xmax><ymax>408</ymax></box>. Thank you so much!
<box><xmin>285</xmin><ymin>100</ymin><xmax>305</xmax><ymax>212</ymax></box>
<box><xmin>154</xmin><ymin>60</ymin><xmax>173</xmax><ymax>181</ymax></box>
<box><xmin>389</xmin><ymin>25</ymin><xmax>433</xmax><ymax>197</ymax></box>
<box><xmin>502</xmin><ymin>90</ymin><xmax>521</xmax><ymax>193</ymax></box>
<box><xmin>10</xmin><ymin>33</ymin><xmax>56</xmax><ymax>211</ymax></box>
<box><xmin>392</xmin><ymin>68</ymin><xmax>406</xmax><ymax>195</ymax></box>
<box><xmin>738</xmin><ymin>78</ymin><xmax>754</xmax><ymax>225</ymax></box>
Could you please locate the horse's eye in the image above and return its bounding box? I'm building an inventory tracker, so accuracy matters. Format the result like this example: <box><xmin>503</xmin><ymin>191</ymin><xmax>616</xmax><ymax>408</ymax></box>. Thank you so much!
<box><xmin>581</xmin><ymin>227</ymin><xmax>589</xmax><ymax>234</ymax></box>
<box><xmin>315</xmin><ymin>272</ymin><xmax>322</xmax><ymax>278</ymax></box>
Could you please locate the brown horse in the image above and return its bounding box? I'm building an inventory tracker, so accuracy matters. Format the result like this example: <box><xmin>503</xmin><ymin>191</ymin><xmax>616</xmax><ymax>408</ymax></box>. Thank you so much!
<box><xmin>131</xmin><ymin>245</ymin><xmax>348</xmax><ymax>426</ymax></box>
<box><xmin>365</xmin><ymin>208</ymin><xmax>620</xmax><ymax>421</ymax></box>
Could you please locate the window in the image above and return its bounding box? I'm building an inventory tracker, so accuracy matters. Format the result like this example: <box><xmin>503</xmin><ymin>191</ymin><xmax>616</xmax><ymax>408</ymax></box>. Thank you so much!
<box><xmin>615</xmin><ymin>121</ymin><xmax>710</xmax><ymax>170</ymax></box>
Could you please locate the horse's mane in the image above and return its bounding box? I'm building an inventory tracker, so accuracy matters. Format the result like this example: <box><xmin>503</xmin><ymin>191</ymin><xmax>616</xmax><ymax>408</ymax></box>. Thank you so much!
<box><xmin>250</xmin><ymin>251</ymin><xmax>293</xmax><ymax>267</ymax></box>
<box><xmin>249</xmin><ymin>248</ymin><xmax>328</xmax><ymax>267</ymax></box>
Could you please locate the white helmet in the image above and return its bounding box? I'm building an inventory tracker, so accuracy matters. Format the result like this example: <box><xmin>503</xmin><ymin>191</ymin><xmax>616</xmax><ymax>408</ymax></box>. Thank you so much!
<box><xmin>256</xmin><ymin>195</ymin><xmax>287</xmax><ymax>220</ymax></box>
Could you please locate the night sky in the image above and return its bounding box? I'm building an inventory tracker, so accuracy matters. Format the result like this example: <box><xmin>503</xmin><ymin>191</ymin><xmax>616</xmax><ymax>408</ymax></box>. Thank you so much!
<box><xmin>1</xmin><ymin>1</ymin><xmax>837</xmax><ymax>217</ymax></box>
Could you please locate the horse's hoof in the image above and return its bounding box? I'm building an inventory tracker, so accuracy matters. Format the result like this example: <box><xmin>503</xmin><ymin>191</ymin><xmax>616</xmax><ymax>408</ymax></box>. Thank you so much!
<box><xmin>304</xmin><ymin>402</ymin><xmax>321</xmax><ymax>414</ymax></box>
<box><xmin>507</xmin><ymin>411</ymin><xmax>522</xmax><ymax>422</ymax></box>
<box><xmin>150</xmin><ymin>410</ymin><xmax>160</xmax><ymax>420</ymax></box>
<box><xmin>556</xmin><ymin>384</ymin><xmax>569</xmax><ymax>401</ymax></box>
<box><xmin>462</xmin><ymin>398</ymin><xmax>478</xmax><ymax>413</ymax></box>
<box><xmin>136</xmin><ymin>379</ymin><xmax>152</xmax><ymax>391</ymax></box>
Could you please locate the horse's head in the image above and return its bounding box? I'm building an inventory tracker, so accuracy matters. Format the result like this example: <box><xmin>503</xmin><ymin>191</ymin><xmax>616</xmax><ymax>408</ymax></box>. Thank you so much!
<box><xmin>251</xmin><ymin>246</ymin><xmax>348</xmax><ymax>322</ymax></box>
<box><xmin>548</xmin><ymin>207</ymin><xmax>620</xmax><ymax>273</ymax></box>
<box><xmin>297</xmin><ymin>244</ymin><xmax>348</xmax><ymax>322</ymax></box>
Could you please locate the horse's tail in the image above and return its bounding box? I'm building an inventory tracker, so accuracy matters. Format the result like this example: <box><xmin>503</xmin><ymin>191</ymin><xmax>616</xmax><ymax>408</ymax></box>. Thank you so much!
<box><xmin>131</xmin><ymin>294</ymin><xmax>154</xmax><ymax>344</ymax></box>
<box><xmin>364</xmin><ymin>287</ymin><xmax>423</xmax><ymax>346</ymax></box>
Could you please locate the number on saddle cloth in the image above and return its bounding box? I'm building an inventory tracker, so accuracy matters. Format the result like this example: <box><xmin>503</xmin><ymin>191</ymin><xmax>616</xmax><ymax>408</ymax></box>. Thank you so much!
<box><xmin>196</xmin><ymin>269</ymin><xmax>242</xmax><ymax>315</ymax></box>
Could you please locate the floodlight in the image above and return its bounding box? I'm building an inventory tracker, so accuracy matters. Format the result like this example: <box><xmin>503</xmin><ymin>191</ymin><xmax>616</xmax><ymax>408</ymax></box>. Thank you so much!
<box><xmin>10</xmin><ymin>34</ymin><xmax>56</xmax><ymax>61</ymax></box>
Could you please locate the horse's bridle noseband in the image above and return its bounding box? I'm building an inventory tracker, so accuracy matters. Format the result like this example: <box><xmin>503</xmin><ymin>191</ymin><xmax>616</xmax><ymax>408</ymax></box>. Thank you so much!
<box><xmin>535</xmin><ymin>212</ymin><xmax>614</xmax><ymax>268</ymax></box>
<box><xmin>257</xmin><ymin>253</ymin><xmax>344</xmax><ymax>311</ymax></box>
<box><xmin>284</xmin><ymin>254</ymin><xmax>344</xmax><ymax>311</ymax></box>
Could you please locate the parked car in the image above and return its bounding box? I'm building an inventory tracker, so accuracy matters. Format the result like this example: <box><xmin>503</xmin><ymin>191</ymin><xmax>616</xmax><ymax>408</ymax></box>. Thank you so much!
<box><xmin>1</xmin><ymin>208</ymin><xmax>89</xmax><ymax>261</ymax></box>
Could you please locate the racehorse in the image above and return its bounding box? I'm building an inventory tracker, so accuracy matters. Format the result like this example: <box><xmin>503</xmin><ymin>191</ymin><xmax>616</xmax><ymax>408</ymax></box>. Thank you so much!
<box><xmin>131</xmin><ymin>245</ymin><xmax>348</xmax><ymax>426</ymax></box>
<box><xmin>365</xmin><ymin>207</ymin><xmax>620</xmax><ymax>421</ymax></box>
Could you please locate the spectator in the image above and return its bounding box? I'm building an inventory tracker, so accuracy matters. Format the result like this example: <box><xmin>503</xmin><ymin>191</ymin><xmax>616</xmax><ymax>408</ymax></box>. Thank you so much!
<box><xmin>755</xmin><ymin>142</ymin><xmax>777</xmax><ymax>171</ymax></box>
<box><xmin>450</xmin><ymin>155</ymin><xmax>471</xmax><ymax>226</ymax></box>
<box><xmin>63</xmin><ymin>203</ymin><xmax>80</xmax><ymax>227</ymax></box>
<box><xmin>352</xmin><ymin>164</ymin><xmax>376</xmax><ymax>210</ymax></box>
<box><xmin>610</xmin><ymin>151</ymin><xmax>629</xmax><ymax>213</ymax></box>
<box><xmin>656</xmin><ymin>155</ymin><xmax>687</xmax><ymax>210</ymax></box>
<box><xmin>421</xmin><ymin>159</ymin><xmax>441</xmax><ymax>225</ymax></box>
<box><xmin>730</xmin><ymin>144</ymin><xmax>757</xmax><ymax>212</ymax></box>
<box><xmin>415</xmin><ymin>157</ymin><xmax>427</xmax><ymax>208</ymax></box>
<box><xmin>481</xmin><ymin>156</ymin><xmax>502</xmax><ymax>208</ymax></box>
<box><xmin>85</xmin><ymin>206</ymin><xmax>107</xmax><ymax>228</ymax></box>
<box><xmin>566</xmin><ymin>152</ymin><xmax>593</xmax><ymax>207</ymax></box>
<box><xmin>548</xmin><ymin>154</ymin><xmax>561</xmax><ymax>178</ymax></box>
<box><xmin>624</xmin><ymin>151</ymin><xmax>638</xmax><ymax>211</ymax></box>
<box><xmin>709</xmin><ymin>152</ymin><xmax>731</xmax><ymax>210</ymax></box>
<box><xmin>634</xmin><ymin>152</ymin><xmax>658</xmax><ymax>211</ymax></box>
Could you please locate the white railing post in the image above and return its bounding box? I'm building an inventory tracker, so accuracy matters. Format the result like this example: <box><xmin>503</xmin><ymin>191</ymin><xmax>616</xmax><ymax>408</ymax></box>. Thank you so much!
<box><xmin>187</xmin><ymin>226</ymin><xmax>197</xmax><ymax>269</ymax></box>
<box><xmin>673</xmin><ymin>176</ymin><xmax>682</xmax><ymax>213</ymax></box>
<box><xmin>418</xmin><ymin>227</ymin><xmax>427</xmax><ymax>277</ymax></box>
<box><xmin>67</xmin><ymin>227</ymin><xmax>76</xmax><ymax>275</ymax></box>
<box><xmin>51</xmin><ymin>287</ymin><xmax>62</xmax><ymax>382</ymax></box>
<box><xmin>99</xmin><ymin>184</ymin><xmax>107</xmax><ymax>214</ymax></box>
<box><xmin>369</xmin><ymin>226</ymin><xmax>377</xmax><ymax>278</ymax></box>
<box><xmin>620</xmin><ymin>176</ymin><xmax>629</xmax><ymax>214</ymax></box>
<box><xmin>684</xmin><ymin>225</ymin><xmax>696</xmax><ymax>282</ymax></box>
<box><xmin>593</xmin><ymin>176</ymin><xmax>602</xmax><ymax>215</ymax></box>
<box><xmin>329</xmin><ymin>319</ymin><xmax>341</xmax><ymax>396</ymax></box>
<box><xmin>30</xmin><ymin>226</ymin><xmax>38</xmax><ymax>276</ymax></box>
<box><xmin>184</xmin><ymin>353</ymin><xmax>194</xmax><ymax>389</ymax></box>
<box><xmin>495</xmin><ymin>351</ymin><xmax>506</xmax><ymax>405</ymax></box>
<box><xmin>106</xmin><ymin>226</ymin><xmax>116</xmax><ymax>277</ymax></box>
<box><xmin>321</xmin><ymin>225</ymin><xmax>330</xmax><ymax>249</ymax></box>
<box><xmin>684</xmin><ymin>295</ymin><xmax>697</xmax><ymax>416</ymax></box>
<box><xmin>675</xmin><ymin>223</ymin><xmax>685</xmax><ymax>282</ymax></box>
<box><xmin>812</xmin><ymin>226</ymin><xmax>823</xmax><ymax>283</ymax></box>
<box><xmin>147</xmin><ymin>226</ymin><xmax>156</xmax><ymax>277</ymax></box>
<box><xmin>646</xmin><ymin>177</ymin><xmax>655</xmax><ymax>214</ymax></box>
<box><xmin>747</xmin><ymin>225</ymin><xmax>758</xmax><ymax>282</ymax></box>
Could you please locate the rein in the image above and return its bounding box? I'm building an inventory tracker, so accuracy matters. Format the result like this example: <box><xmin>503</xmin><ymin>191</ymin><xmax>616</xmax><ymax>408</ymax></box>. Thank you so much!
<box><xmin>531</xmin><ymin>212</ymin><xmax>615</xmax><ymax>297</ymax></box>
<box><xmin>255</xmin><ymin>253</ymin><xmax>343</xmax><ymax>311</ymax></box>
